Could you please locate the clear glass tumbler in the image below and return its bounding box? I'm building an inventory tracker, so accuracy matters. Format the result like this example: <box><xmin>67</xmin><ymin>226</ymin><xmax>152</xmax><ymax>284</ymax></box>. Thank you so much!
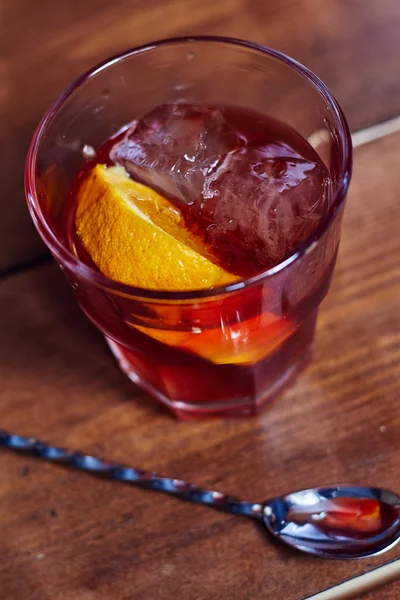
<box><xmin>25</xmin><ymin>37</ymin><xmax>352</xmax><ymax>419</ymax></box>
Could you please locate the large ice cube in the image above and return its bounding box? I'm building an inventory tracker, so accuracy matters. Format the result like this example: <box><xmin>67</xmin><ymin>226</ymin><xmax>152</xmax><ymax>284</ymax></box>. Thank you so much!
<box><xmin>198</xmin><ymin>144</ymin><xmax>328</xmax><ymax>272</ymax></box>
<box><xmin>110</xmin><ymin>103</ymin><xmax>243</xmax><ymax>203</ymax></box>
<box><xmin>111</xmin><ymin>104</ymin><xmax>328</xmax><ymax>274</ymax></box>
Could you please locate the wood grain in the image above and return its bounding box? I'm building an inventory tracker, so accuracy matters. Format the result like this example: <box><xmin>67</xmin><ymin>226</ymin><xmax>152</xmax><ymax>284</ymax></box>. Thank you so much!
<box><xmin>367</xmin><ymin>585</ymin><xmax>399</xmax><ymax>600</ymax></box>
<box><xmin>2</xmin><ymin>0</ymin><xmax>400</xmax><ymax>270</ymax></box>
<box><xmin>0</xmin><ymin>130</ymin><xmax>399</xmax><ymax>598</ymax></box>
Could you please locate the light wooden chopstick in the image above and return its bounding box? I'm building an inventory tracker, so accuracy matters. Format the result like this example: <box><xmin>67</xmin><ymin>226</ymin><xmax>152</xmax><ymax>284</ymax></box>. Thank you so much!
<box><xmin>303</xmin><ymin>558</ymin><xmax>400</xmax><ymax>600</ymax></box>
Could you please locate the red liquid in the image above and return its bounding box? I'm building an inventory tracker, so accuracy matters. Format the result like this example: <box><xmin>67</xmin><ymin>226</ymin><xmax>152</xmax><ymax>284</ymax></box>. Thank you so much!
<box><xmin>289</xmin><ymin>497</ymin><xmax>395</xmax><ymax>536</ymax></box>
<box><xmin>63</xmin><ymin>105</ymin><xmax>338</xmax><ymax>419</ymax></box>
<box><xmin>109</xmin><ymin>105</ymin><xmax>331</xmax><ymax>277</ymax></box>
<box><xmin>265</xmin><ymin>490</ymin><xmax>400</xmax><ymax>558</ymax></box>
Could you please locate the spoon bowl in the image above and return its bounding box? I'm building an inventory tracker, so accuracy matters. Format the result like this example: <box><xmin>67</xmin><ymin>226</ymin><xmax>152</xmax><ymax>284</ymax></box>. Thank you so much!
<box><xmin>262</xmin><ymin>485</ymin><xmax>400</xmax><ymax>559</ymax></box>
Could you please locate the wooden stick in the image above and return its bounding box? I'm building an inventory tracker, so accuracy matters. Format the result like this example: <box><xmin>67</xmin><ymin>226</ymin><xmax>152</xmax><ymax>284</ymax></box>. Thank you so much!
<box><xmin>303</xmin><ymin>558</ymin><xmax>400</xmax><ymax>600</ymax></box>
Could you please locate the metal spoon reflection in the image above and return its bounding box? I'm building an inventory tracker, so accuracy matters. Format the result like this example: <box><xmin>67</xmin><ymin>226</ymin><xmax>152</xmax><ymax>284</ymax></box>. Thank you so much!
<box><xmin>1</xmin><ymin>429</ymin><xmax>399</xmax><ymax>559</ymax></box>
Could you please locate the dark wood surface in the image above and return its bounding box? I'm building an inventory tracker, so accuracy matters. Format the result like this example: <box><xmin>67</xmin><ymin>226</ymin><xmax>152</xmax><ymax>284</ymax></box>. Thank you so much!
<box><xmin>1</xmin><ymin>119</ymin><xmax>400</xmax><ymax>598</ymax></box>
<box><xmin>2</xmin><ymin>0</ymin><xmax>400</xmax><ymax>270</ymax></box>
<box><xmin>2</xmin><ymin>0</ymin><xmax>400</xmax><ymax>597</ymax></box>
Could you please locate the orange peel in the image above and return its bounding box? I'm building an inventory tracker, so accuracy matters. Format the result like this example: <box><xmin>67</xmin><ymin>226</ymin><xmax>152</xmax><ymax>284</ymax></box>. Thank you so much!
<box><xmin>75</xmin><ymin>164</ymin><xmax>238</xmax><ymax>291</ymax></box>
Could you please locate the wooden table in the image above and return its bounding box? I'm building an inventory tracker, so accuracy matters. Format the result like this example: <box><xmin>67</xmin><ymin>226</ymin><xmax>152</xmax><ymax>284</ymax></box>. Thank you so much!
<box><xmin>1</xmin><ymin>1</ymin><xmax>399</xmax><ymax>598</ymax></box>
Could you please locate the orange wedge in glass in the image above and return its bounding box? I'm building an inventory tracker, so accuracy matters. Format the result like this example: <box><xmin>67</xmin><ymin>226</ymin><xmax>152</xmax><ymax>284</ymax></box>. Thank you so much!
<box><xmin>75</xmin><ymin>164</ymin><xmax>294</xmax><ymax>364</ymax></box>
<box><xmin>75</xmin><ymin>165</ymin><xmax>238</xmax><ymax>291</ymax></box>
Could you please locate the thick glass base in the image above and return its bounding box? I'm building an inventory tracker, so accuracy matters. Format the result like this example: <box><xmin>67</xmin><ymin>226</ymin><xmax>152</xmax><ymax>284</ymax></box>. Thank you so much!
<box><xmin>105</xmin><ymin>312</ymin><xmax>316</xmax><ymax>419</ymax></box>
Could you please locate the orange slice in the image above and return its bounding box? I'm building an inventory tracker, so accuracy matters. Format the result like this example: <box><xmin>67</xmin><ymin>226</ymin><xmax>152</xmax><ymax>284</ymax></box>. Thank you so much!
<box><xmin>75</xmin><ymin>164</ymin><xmax>238</xmax><ymax>291</ymax></box>
<box><xmin>75</xmin><ymin>164</ymin><xmax>294</xmax><ymax>364</ymax></box>
<box><xmin>134</xmin><ymin>312</ymin><xmax>295</xmax><ymax>365</ymax></box>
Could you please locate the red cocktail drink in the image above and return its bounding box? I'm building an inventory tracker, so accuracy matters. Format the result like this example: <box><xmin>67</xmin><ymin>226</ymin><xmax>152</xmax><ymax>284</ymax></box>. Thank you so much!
<box><xmin>26</xmin><ymin>38</ymin><xmax>352</xmax><ymax>419</ymax></box>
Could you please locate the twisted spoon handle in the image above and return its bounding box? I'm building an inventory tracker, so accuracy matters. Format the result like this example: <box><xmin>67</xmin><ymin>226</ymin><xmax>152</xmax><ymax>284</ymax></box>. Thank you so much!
<box><xmin>0</xmin><ymin>429</ymin><xmax>262</xmax><ymax>519</ymax></box>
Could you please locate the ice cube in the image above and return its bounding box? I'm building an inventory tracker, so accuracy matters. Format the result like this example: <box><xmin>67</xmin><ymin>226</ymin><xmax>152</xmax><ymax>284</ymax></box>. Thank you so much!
<box><xmin>111</xmin><ymin>104</ymin><xmax>328</xmax><ymax>275</ymax></box>
<box><xmin>197</xmin><ymin>144</ymin><xmax>328</xmax><ymax>272</ymax></box>
<box><xmin>110</xmin><ymin>103</ymin><xmax>243</xmax><ymax>203</ymax></box>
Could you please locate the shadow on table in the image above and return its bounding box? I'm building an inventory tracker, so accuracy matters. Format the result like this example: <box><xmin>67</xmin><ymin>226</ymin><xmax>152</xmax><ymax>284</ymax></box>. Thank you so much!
<box><xmin>0</xmin><ymin>259</ymin><xmax>165</xmax><ymax>428</ymax></box>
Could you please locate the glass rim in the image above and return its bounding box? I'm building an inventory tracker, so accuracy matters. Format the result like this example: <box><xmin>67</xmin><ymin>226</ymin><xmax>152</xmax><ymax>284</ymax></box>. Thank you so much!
<box><xmin>25</xmin><ymin>35</ymin><xmax>353</xmax><ymax>301</ymax></box>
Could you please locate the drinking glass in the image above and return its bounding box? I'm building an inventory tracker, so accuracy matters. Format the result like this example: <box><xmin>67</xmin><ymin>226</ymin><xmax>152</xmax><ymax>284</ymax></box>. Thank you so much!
<box><xmin>25</xmin><ymin>37</ymin><xmax>352</xmax><ymax>419</ymax></box>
